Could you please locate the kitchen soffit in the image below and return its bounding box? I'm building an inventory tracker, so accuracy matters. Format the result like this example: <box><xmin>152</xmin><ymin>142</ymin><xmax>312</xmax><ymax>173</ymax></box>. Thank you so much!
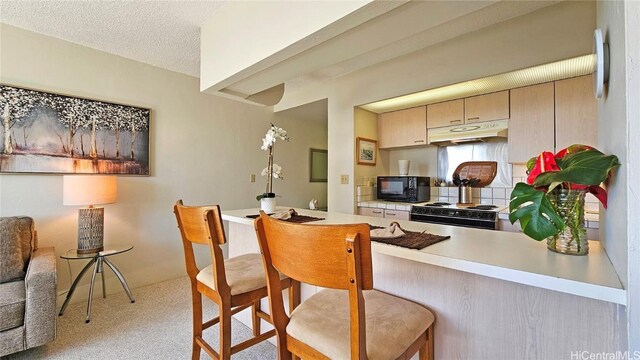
<box><xmin>208</xmin><ymin>1</ymin><xmax>558</xmax><ymax>105</ymax></box>
<box><xmin>360</xmin><ymin>54</ymin><xmax>596</xmax><ymax>114</ymax></box>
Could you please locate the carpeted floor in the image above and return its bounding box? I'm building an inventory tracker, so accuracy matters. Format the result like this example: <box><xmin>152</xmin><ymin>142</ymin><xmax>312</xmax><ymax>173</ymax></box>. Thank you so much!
<box><xmin>4</xmin><ymin>277</ymin><xmax>277</xmax><ymax>359</ymax></box>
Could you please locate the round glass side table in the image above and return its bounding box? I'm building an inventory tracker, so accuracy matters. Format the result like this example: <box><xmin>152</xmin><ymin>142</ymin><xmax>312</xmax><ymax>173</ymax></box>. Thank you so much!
<box><xmin>59</xmin><ymin>244</ymin><xmax>135</xmax><ymax>323</ymax></box>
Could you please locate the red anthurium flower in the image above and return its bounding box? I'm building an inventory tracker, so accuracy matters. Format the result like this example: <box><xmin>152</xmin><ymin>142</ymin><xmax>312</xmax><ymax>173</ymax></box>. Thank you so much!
<box><xmin>526</xmin><ymin>152</ymin><xmax>560</xmax><ymax>185</ymax></box>
<box><xmin>556</xmin><ymin>144</ymin><xmax>593</xmax><ymax>158</ymax></box>
<box><xmin>588</xmin><ymin>185</ymin><xmax>608</xmax><ymax>209</ymax></box>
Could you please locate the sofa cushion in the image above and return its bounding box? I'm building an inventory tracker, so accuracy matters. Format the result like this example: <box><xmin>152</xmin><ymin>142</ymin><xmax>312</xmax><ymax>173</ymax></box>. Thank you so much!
<box><xmin>0</xmin><ymin>217</ymin><xmax>34</xmax><ymax>283</ymax></box>
<box><xmin>0</xmin><ymin>280</ymin><xmax>26</xmax><ymax>331</ymax></box>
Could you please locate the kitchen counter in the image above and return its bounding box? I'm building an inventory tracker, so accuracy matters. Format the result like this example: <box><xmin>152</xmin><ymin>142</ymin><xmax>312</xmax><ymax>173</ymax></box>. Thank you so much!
<box><xmin>357</xmin><ymin>199</ymin><xmax>601</xmax><ymax>228</ymax></box>
<box><xmin>222</xmin><ymin>207</ymin><xmax>623</xmax><ymax>305</ymax></box>
<box><xmin>221</xmin><ymin>206</ymin><xmax>624</xmax><ymax>358</ymax></box>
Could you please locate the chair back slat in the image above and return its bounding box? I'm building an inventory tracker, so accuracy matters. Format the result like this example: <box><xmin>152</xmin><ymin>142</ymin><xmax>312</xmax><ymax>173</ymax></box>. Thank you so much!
<box><xmin>174</xmin><ymin>201</ymin><xmax>226</xmax><ymax>245</ymax></box>
<box><xmin>255</xmin><ymin>213</ymin><xmax>373</xmax><ymax>290</ymax></box>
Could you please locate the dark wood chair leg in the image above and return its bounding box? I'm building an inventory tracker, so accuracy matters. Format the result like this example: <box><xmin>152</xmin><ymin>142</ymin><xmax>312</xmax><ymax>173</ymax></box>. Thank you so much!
<box><xmin>252</xmin><ymin>300</ymin><xmax>261</xmax><ymax>337</ymax></box>
<box><xmin>288</xmin><ymin>280</ymin><xmax>301</xmax><ymax>314</ymax></box>
<box><xmin>192</xmin><ymin>290</ymin><xmax>203</xmax><ymax>360</ymax></box>
<box><xmin>420</xmin><ymin>324</ymin><xmax>435</xmax><ymax>360</ymax></box>
<box><xmin>219</xmin><ymin>304</ymin><xmax>232</xmax><ymax>360</ymax></box>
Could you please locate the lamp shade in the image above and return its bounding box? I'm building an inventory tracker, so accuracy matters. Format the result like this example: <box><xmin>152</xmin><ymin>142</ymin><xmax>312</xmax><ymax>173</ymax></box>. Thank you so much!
<box><xmin>63</xmin><ymin>175</ymin><xmax>117</xmax><ymax>206</ymax></box>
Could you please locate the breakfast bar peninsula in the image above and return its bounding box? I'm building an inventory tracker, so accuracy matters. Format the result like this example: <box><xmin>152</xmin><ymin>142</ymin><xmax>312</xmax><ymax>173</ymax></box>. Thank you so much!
<box><xmin>222</xmin><ymin>207</ymin><xmax>625</xmax><ymax>359</ymax></box>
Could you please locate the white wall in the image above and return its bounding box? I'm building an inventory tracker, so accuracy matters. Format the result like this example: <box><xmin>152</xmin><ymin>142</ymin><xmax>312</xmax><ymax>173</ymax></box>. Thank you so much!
<box><xmin>0</xmin><ymin>24</ymin><xmax>326</xmax><ymax>303</ymax></box>
<box><xmin>597</xmin><ymin>0</ymin><xmax>640</xmax><ymax>351</ymax></box>
<box><xmin>200</xmin><ymin>0</ymin><xmax>372</xmax><ymax>93</ymax></box>
<box><xmin>272</xmin><ymin>112</ymin><xmax>328</xmax><ymax>210</ymax></box>
<box><xmin>276</xmin><ymin>0</ymin><xmax>596</xmax><ymax>213</ymax></box>
<box><xmin>625</xmin><ymin>1</ymin><xmax>640</xmax><ymax>350</ymax></box>
<box><xmin>354</xmin><ymin>107</ymin><xmax>389</xmax><ymax>182</ymax></box>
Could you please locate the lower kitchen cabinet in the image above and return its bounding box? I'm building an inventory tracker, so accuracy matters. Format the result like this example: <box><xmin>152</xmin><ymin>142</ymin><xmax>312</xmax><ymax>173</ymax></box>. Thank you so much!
<box><xmin>382</xmin><ymin>209</ymin><xmax>410</xmax><ymax>221</ymax></box>
<box><xmin>358</xmin><ymin>207</ymin><xmax>385</xmax><ymax>218</ymax></box>
<box><xmin>499</xmin><ymin>219</ymin><xmax>599</xmax><ymax>240</ymax></box>
<box><xmin>498</xmin><ymin>219</ymin><xmax>522</xmax><ymax>233</ymax></box>
<box><xmin>358</xmin><ymin>207</ymin><xmax>410</xmax><ymax>221</ymax></box>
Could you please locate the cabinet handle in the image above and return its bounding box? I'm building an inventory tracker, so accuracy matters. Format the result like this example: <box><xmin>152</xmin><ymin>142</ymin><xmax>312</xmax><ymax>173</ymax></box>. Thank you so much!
<box><xmin>387</xmin><ymin>212</ymin><xmax>396</xmax><ymax>216</ymax></box>
<box><xmin>414</xmin><ymin>140</ymin><xmax>425</xmax><ymax>143</ymax></box>
<box><xmin>450</xmin><ymin>119</ymin><xmax>462</xmax><ymax>123</ymax></box>
<box><xmin>467</xmin><ymin>117</ymin><xmax>480</xmax><ymax>121</ymax></box>
<box><xmin>372</xmin><ymin>211</ymin><xmax>383</xmax><ymax>214</ymax></box>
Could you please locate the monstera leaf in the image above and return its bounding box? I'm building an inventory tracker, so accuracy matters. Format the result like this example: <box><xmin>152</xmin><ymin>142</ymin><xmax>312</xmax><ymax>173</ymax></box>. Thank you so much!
<box><xmin>509</xmin><ymin>183</ymin><xmax>565</xmax><ymax>240</ymax></box>
<box><xmin>533</xmin><ymin>149</ymin><xmax>620</xmax><ymax>187</ymax></box>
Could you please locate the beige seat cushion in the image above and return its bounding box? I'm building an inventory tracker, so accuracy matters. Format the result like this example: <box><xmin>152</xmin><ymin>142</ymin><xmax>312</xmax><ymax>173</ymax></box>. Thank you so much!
<box><xmin>196</xmin><ymin>253</ymin><xmax>285</xmax><ymax>296</ymax></box>
<box><xmin>287</xmin><ymin>289</ymin><xmax>434</xmax><ymax>360</ymax></box>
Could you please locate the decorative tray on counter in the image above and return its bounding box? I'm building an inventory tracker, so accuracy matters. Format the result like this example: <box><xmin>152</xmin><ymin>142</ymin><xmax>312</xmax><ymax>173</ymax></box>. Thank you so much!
<box><xmin>453</xmin><ymin>161</ymin><xmax>497</xmax><ymax>187</ymax></box>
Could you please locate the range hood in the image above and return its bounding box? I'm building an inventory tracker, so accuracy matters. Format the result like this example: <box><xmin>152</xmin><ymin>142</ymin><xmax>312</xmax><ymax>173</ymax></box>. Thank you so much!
<box><xmin>428</xmin><ymin>119</ymin><xmax>508</xmax><ymax>145</ymax></box>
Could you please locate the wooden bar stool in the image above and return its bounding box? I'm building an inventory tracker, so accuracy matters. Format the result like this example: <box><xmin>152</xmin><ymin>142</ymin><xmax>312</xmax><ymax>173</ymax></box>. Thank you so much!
<box><xmin>173</xmin><ymin>200</ymin><xmax>300</xmax><ymax>360</ymax></box>
<box><xmin>254</xmin><ymin>212</ymin><xmax>435</xmax><ymax>360</ymax></box>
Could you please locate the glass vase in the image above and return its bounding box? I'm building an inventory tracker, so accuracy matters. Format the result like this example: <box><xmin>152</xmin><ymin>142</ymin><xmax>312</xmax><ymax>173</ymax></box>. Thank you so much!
<box><xmin>546</xmin><ymin>189</ymin><xmax>588</xmax><ymax>255</ymax></box>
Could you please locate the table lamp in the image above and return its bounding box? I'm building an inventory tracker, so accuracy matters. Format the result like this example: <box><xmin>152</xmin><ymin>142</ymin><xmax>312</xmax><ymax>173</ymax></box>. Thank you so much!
<box><xmin>63</xmin><ymin>175</ymin><xmax>117</xmax><ymax>254</ymax></box>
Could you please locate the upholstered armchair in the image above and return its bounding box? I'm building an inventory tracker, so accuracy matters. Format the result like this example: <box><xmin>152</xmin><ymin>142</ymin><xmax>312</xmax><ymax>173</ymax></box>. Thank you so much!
<box><xmin>0</xmin><ymin>216</ymin><xmax>57</xmax><ymax>357</ymax></box>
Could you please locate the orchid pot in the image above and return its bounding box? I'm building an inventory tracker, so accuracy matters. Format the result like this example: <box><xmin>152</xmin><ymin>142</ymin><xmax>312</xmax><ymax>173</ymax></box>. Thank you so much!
<box><xmin>256</xmin><ymin>124</ymin><xmax>289</xmax><ymax>206</ymax></box>
<box><xmin>260</xmin><ymin>195</ymin><xmax>277</xmax><ymax>213</ymax></box>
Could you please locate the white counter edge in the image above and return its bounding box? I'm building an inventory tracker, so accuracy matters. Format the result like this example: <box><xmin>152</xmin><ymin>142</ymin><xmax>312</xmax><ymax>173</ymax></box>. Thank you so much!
<box><xmin>222</xmin><ymin>210</ymin><xmax>626</xmax><ymax>306</ymax></box>
<box><xmin>372</xmin><ymin>242</ymin><xmax>627</xmax><ymax>305</ymax></box>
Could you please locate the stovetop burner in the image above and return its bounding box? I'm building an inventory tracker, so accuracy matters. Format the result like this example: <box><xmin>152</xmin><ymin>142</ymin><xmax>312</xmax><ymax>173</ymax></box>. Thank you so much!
<box><xmin>410</xmin><ymin>203</ymin><xmax>499</xmax><ymax>230</ymax></box>
<box><xmin>466</xmin><ymin>205</ymin><xmax>498</xmax><ymax>210</ymax></box>
<box><xmin>424</xmin><ymin>202</ymin><xmax>451</xmax><ymax>207</ymax></box>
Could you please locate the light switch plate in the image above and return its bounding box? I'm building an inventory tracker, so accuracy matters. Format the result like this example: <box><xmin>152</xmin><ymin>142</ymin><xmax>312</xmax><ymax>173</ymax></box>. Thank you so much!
<box><xmin>340</xmin><ymin>175</ymin><xmax>349</xmax><ymax>184</ymax></box>
<box><xmin>250</xmin><ymin>174</ymin><xmax>256</xmax><ymax>183</ymax></box>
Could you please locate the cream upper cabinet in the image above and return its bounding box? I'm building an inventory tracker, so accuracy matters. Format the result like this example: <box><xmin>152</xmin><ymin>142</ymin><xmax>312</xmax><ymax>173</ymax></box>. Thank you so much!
<box><xmin>426</xmin><ymin>99</ymin><xmax>464</xmax><ymax>129</ymax></box>
<box><xmin>555</xmin><ymin>75</ymin><xmax>597</xmax><ymax>150</ymax></box>
<box><xmin>464</xmin><ymin>90</ymin><xmax>510</xmax><ymax>123</ymax></box>
<box><xmin>508</xmin><ymin>83</ymin><xmax>555</xmax><ymax>163</ymax></box>
<box><xmin>378</xmin><ymin>106</ymin><xmax>426</xmax><ymax>149</ymax></box>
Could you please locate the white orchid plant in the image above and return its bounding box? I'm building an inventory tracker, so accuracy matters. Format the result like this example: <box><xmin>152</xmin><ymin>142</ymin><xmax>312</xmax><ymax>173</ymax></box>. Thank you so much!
<box><xmin>257</xmin><ymin>124</ymin><xmax>289</xmax><ymax>201</ymax></box>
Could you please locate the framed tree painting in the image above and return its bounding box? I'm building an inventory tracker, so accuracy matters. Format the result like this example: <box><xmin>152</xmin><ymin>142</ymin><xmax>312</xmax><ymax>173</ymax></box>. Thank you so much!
<box><xmin>0</xmin><ymin>84</ymin><xmax>150</xmax><ymax>175</ymax></box>
<box><xmin>356</xmin><ymin>137</ymin><xmax>377</xmax><ymax>166</ymax></box>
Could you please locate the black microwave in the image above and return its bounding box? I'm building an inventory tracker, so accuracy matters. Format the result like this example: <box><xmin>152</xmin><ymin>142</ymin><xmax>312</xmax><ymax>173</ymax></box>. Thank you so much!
<box><xmin>377</xmin><ymin>176</ymin><xmax>430</xmax><ymax>203</ymax></box>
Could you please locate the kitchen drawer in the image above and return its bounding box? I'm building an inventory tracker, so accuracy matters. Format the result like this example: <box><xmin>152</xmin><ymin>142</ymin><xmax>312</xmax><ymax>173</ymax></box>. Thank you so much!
<box><xmin>358</xmin><ymin>207</ymin><xmax>385</xmax><ymax>218</ymax></box>
<box><xmin>383</xmin><ymin>210</ymin><xmax>410</xmax><ymax>221</ymax></box>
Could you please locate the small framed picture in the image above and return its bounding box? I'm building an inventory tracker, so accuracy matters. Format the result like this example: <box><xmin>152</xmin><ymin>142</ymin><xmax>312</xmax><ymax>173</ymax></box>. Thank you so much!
<box><xmin>356</xmin><ymin>137</ymin><xmax>377</xmax><ymax>166</ymax></box>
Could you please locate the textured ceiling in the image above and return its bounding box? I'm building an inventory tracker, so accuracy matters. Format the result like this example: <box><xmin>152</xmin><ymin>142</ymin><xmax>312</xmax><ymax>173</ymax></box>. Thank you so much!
<box><xmin>0</xmin><ymin>0</ymin><xmax>228</xmax><ymax>77</ymax></box>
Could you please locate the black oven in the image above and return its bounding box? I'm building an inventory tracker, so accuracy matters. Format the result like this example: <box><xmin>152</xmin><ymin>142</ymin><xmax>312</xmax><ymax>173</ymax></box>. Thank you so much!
<box><xmin>376</xmin><ymin>176</ymin><xmax>430</xmax><ymax>203</ymax></box>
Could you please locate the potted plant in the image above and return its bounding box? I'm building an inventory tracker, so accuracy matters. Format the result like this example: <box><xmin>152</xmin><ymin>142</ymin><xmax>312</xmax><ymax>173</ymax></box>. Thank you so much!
<box><xmin>509</xmin><ymin>144</ymin><xmax>620</xmax><ymax>255</ymax></box>
<box><xmin>256</xmin><ymin>124</ymin><xmax>289</xmax><ymax>212</ymax></box>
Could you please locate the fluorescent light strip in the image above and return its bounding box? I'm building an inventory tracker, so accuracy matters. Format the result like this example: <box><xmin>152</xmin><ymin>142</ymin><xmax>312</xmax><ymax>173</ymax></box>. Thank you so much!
<box><xmin>361</xmin><ymin>54</ymin><xmax>596</xmax><ymax>113</ymax></box>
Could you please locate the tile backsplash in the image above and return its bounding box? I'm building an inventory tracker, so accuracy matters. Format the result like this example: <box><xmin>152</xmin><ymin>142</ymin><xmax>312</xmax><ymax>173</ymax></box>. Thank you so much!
<box><xmin>432</xmin><ymin>186</ymin><xmax>510</xmax><ymax>207</ymax></box>
<box><xmin>358</xmin><ymin>177</ymin><xmax>600</xmax><ymax>211</ymax></box>
<box><xmin>511</xmin><ymin>164</ymin><xmax>600</xmax><ymax>211</ymax></box>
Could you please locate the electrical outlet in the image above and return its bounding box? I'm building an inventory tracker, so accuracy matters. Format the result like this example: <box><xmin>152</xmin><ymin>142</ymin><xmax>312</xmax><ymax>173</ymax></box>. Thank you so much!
<box><xmin>340</xmin><ymin>175</ymin><xmax>349</xmax><ymax>184</ymax></box>
<box><xmin>250</xmin><ymin>174</ymin><xmax>256</xmax><ymax>183</ymax></box>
